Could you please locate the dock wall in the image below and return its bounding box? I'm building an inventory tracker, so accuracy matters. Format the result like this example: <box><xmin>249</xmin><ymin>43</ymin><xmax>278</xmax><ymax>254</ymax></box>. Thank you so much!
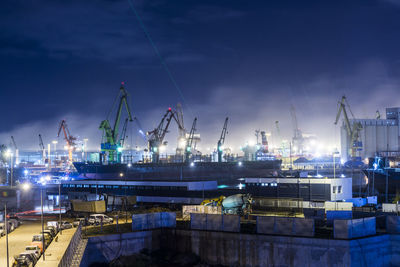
<box><xmin>80</xmin><ymin>229</ymin><xmax>400</xmax><ymax>267</ymax></box>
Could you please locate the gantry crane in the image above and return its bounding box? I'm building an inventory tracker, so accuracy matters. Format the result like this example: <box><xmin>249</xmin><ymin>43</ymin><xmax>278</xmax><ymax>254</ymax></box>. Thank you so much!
<box><xmin>99</xmin><ymin>83</ymin><xmax>134</xmax><ymax>163</ymax></box>
<box><xmin>334</xmin><ymin>95</ymin><xmax>363</xmax><ymax>159</ymax></box>
<box><xmin>39</xmin><ymin>134</ymin><xmax>46</xmax><ymax>164</ymax></box>
<box><xmin>185</xmin><ymin>117</ymin><xmax>197</xmax><ymax>162</ymax></box>
<box><xmin>57</xmin><ymin>120</ymin><xmax>77</xmax><ymax>163</ymax></box>
<box><xmin>217</xmin><ymin>117</ymin><xmax>229</xmax><ymax>162</ymax></box>
<box><xmin>147</xmin><ymin>107</ymin><xmax>184</xmax><ymax>163</ymax></box>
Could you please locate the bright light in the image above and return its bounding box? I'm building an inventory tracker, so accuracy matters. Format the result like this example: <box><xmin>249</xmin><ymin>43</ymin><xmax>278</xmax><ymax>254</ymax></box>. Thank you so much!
<box><xmin>248</xmin><ymin>140</ymin><xmax>255</xmax><ymax>146</ymax></box>
<box><xmin>238</xmin><ymin>183</ymin><xmax>244</xmax><ymax>190</ymax></box>
<box><xmin>178</xmin><ymin>138</ymin><xmax>186</xmax><ymax>149</ymax></box>
<box><xmin>23</xmin><ymin>169</ymin><xmax>29</xmax><ymax>175</ymax></box>
<box><xmin>341</xmin><ymin>174</ymin><xmax>345</xmax><ymax>178</ymax></box>
<box><xmin>45</xmin><ymin>175</ymin><xmax>51</xmax><ymax>181</ymax></box>
<box><xmin>238</xmin><ymin>161</ymin><xmax>242</xmax><ymax>167</ymax></box>
<box><xmin>190</xmin><ymin>162</ymin><xmax>195</xmax><ymax>167</ymax></box>
<box><xmin>159</xmin><ymin>145</ymin><xmax>166</xmax><ymax>152</ymax></box>
<box><xmin>117</xmin><ymin>146</ymin><xmax>123</xmax><ymax>152</ymax></box>
<box><xmin>119</xmin><ymin>173</ymin><xmax>124</xmax><ymax>177</ymax></box>
<box><xmin>52</xmin><ymin>140</ymin><xmax>58</xmax><ymax>145</ymax></box>
<box><xmin>22</xmin><ymin>183</ymin><xmax>31</xmax><ymax>191</ymax></box>
<box><xmin>127</xmin><ymin>163</ymin><xmax>132</xmax><ymax>168</ymax></box>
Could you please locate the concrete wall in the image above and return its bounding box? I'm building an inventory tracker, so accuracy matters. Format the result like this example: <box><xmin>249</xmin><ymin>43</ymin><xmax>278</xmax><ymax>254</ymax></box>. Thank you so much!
<box><xmin>81</xmin><ymin>229</ymin><xmax>398</xmax><ymax>267</ymax></box>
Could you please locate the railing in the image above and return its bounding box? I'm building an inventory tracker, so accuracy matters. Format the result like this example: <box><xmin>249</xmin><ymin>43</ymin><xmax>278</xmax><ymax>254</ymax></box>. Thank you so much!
<box><xmin>58</xmin><ymin>224</ymin><xmax>82</xmax><ymax>267</ymax></box>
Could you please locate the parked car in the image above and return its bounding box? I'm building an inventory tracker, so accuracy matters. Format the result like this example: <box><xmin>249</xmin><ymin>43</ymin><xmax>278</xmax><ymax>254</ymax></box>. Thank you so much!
<box><xmin>15</xmin><ymin>252</ymin><xmax>36</xmax><ymax>267</ymax></box>
<box><xmin>47</xmin><ymin>221</ymin><xmax>59</xmax><ymax>231</ymax></box>
<box><xmin>46</xmin><ymin>225</ymin><xmax>57</xmax><ymax>235</ymax></box>
<box><xmin>73</xmin><ymin>217</ymin><xmax>86</xmax><ymax>227</ymax></box>
<box><xmin>40</xmin><ymin>231</ymin><xmax>53</xmax><ymax>242</ymax></box>
<box><xmin>88</xmin><ymin>214</ymin><xmax>114</xmax><ymax>225</ymax></box>
<box><xmin>25</xmin><ymin>245</ymin><xmax>41</xmax><ymax>260</ymax></box>
<box><xmin>31</xmin><ymin>235</ymin><xmax>50</xmax><ymax>251</ymax></box>
<box><xmin>60</xmin><ymin>221</ymin><xmax>73</xmax><ymax>229</ymax></box>
<box><xmin>18</xmin><ymin>252</ymin><xmax>37</xmax><ymax>265</ymax></box>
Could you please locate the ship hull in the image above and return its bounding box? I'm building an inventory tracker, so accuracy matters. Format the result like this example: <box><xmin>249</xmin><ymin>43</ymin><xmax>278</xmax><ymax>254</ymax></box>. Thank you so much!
<box><xmin>73</xmin><ymin>160</ymin><xmax>282</xmax><ymax>184</ymax></box>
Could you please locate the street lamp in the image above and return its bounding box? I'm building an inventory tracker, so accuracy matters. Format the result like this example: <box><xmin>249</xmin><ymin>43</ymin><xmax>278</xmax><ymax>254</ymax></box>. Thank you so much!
<box><xmin>40</xmin><ymin>183</ymin><xmax>46</xmax><ymax>261</ymax></box>
<box><xmin>52</xmin><ymin>141</ymin><xmax>58</xmax><ymax>162</ymax></box>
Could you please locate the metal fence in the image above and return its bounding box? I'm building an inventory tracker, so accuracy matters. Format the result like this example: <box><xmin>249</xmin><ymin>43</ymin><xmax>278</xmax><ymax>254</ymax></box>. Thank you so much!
<box><xmin>59</xmin><ymin>224</ymin><xmax>82</xmax><ymax>267</ymax></box>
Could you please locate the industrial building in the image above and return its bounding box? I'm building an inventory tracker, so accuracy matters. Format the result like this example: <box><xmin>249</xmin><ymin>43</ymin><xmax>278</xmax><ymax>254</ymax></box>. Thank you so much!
<box><xmin>340</xmin><ymin>107</ymin><xmax>400</xmax><ymax>162</ymax></box>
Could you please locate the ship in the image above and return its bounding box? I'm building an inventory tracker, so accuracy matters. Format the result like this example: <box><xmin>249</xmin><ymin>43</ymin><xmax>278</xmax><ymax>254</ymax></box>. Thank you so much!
<box><xmin>363</xmin><ymin>156</ymin><xmax>400</xmax><ymax>200</ymax></box>
<box><xmin>73</xmin><ymin>160</ymin><xmax>282</xmax><ymax>185</ymax></box>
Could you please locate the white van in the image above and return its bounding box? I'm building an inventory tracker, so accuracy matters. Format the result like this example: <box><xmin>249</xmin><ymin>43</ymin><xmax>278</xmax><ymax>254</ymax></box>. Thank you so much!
<box><xmin>88</xmin><ymin>214</ymin><xmax>113</xmax><ymax>225</ymax></box>
<box><xmin>47</xmin><ymin>221</ymin><xmax>59</xmax><ymax>229</ymax></box>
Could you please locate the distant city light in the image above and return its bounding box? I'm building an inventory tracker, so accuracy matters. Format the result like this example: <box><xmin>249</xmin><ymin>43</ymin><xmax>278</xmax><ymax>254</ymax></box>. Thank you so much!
<box><xmin>238</xmin><ymin>161</ymin><xmax>242</xmax><ymax>166</ymax></box>
<box><xmin>190</xmin><ymin>162</ymin><xmax>195</xmax><ymax>167</ymax></box>
<box><xmin>22</xmin><ymin>183</ymin><xmax>31</xmax><ymax>191</ymax></box>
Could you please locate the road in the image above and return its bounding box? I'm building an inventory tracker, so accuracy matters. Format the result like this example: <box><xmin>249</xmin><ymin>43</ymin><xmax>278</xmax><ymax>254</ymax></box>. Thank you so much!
<box><xmin>0</xmin><ymin>220</ymin><xmax>43</xmax><ymax>266</ymax></box>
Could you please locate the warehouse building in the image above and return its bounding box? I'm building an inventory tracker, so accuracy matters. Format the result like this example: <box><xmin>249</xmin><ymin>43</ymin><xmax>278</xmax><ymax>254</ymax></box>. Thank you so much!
<box><xmin>340</xmin><ymin>107</ymin><xmax>400</xmax><ymax>162</ymax></box>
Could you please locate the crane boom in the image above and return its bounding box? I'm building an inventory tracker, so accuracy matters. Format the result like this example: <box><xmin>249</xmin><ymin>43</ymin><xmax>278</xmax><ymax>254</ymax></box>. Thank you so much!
<box><xmin>57</xmin><ymin>120</ymin><xmax>77</xmax><ymax>163</ymax></box>
<box><xmin>185</xmin><ymin>117</ymin><xmax>197</xmax><ymax>162</ymax></box>
<box><xmin>217</xmin><ymin>117</ymin><xmax>229</xmax><ymax>162</ymax></box>
<box><xmin>334</xmin><ymin>95</ymin><xmax>363</xmax><ymax>159</ymax></box>
<box><xmin>147</xmin><ymin>108</ymin><xmax>184</xmax><ymax>163</ymax></box>
<box><xmin>39</xmin><ymin>134</ymin><xmax>46</xmax><ymax>164</ymax></box>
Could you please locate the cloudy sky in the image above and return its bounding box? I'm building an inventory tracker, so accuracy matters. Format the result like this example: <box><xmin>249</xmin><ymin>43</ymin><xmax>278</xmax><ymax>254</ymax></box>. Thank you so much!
<box><xmin>1</xmin><ymin>0</ymin><xmax>400</xmax><ymax>152</ymax></box>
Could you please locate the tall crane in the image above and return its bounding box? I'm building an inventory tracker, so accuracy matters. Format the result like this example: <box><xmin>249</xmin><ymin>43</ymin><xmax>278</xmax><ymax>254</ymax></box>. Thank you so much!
<box><xmin>147</xmin><ymin>108</ymin><xmax>184</xmax><ymax>163</ymax></box>
<box><xmin>334</xmin><ymin>95</ymin><xmax>363</xmax><ymax>159</ymax></box>
<box><xmin>57</xmin><ymin>120</ymin><xmax>77</xmax><ymax>164</ymax></box>
<box><xmin>185</xmin><ymin>117</ymin><xmax>197</xmax><ymax>162</ymax></box>
<box><xmin>119</xmin><ymin>118</ymin><xmax>129</xmax><ymax>149</ymax></box>
<box><xmin>217</xmin><ymin>117</ymin><xmax>229</xmax><ymax>163</ymax></box>
<box><xmin>39</xmin><ymin>134</ymin><xmax>46</xmax><ymax>164</ymax></box>
<box><xmin>290</xmin><ymin>105</ymin><xmax>303</xmax><ymax>154</ymax></box>
<box><xmin>10</xmin><ymin>136</ymin><xmax>19</xmax><ymax>165</ymax></box>
<box><xmin>99</xmin><ymin>83</ymin><xmax>134</xmax><ymax>163</ymax></box>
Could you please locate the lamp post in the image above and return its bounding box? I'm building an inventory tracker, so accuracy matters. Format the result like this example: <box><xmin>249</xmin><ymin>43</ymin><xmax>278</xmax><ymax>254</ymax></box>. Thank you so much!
<box><xmin>59</xmin><ymin>180</ymin><xmax>62</xmax><ymax>235</ymax></box>
<box><xmin>52</xmin><ymin>141</ymin><xmax>58</xmax><ymax>163</ymax></box>
<box><xmin>41</xmin><ymin>185</ymin><xmax>45</xmax><ymax>261</ymax></box>
<box><xmin>5</xmin><ymin>202</ymin><xmax>9</xmax><ymax>267</ymax></box>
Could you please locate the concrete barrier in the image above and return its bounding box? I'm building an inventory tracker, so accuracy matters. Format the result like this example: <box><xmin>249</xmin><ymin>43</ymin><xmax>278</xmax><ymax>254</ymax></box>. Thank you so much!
<box><xmin>190</xmin><ymin>213</ymin><xmax>240</xmax><ymax>232</ymax></box>
<box><xmin>334</xmin><ymin>217</ymin><xmax>376</xmax><ymax>239</ymax></box>
<box><xmin>161</xmin><ymin>212</ymin><xmax>176</xmax><ymax>228</ymax></box>
<box><xmin>182</xmin><ymin>205</ymin><xmax>221</xmax><ymax>220</ymax></box>
<box><xmin>191</xmin><ymin>213</ymin><xmax>207</xmax><ymax>230</ymax></box>
<box><xmin>256</xmin><ymin>216</ymin><xmax>315</xmax><ymax>237</ymax></box>
<box><xmin>387</xmin><ymin>216</ymin><xmax>400</xmax><ymax>233</ymax></box>
<box><xmin>206</xmin><ymin>214</ymin><xmax>223</xmax><ymax>231</ymax></box>
<box><xmin>256</xmin><ymin>216</ymin><xmax>275</xmax><ymax>235</ymax></box>
<box><xmin>132</xmin><ymin>212</ymin><xmax>176</xmax><ymax>231</ymax></box>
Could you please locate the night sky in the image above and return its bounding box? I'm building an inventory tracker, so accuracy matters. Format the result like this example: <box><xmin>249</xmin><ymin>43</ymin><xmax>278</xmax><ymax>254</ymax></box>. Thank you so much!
<box><xmin>1</xmin><ymin>0</ymin><xmax>400</xmax><ymax>152</ymax></box>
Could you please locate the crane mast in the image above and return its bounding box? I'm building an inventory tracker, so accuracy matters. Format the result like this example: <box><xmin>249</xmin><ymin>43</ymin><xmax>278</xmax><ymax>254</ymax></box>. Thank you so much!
<box><xmin>99</xmin><ymin>83</ymin><xmax>134</xmax><ymax>163</ymax></box>
<box><xmin>334</xmin><ymin>95</ymin><xmax>363</xmax><ymax>159</ymax></box>
<box><xmin>39</xmin><ymin>134</ymin><xmax>46</xmax><ymax>164</ymax></box>
<box><xmin>217</xmin><ymin>117</ymin><xmax>229</xmax><ymax>162</ymax></box>
<box><xmin>10</xmin><ymin>136</ymin><xmax>19</xmax><ymax>165</ymax></box>
<box><xmin>185</xmin><ymin>117</ymin><xmax>197</xmax><ymax>162</ymax></box>
<box><xmin>290</xmin><ymin>105</ymin><xmax>303</xmax><ymax>154</ymax></box>
<box><xmin>57</xmin><ymin>120</ymin><xmax>77</xmax><ymax>164</ymax></box>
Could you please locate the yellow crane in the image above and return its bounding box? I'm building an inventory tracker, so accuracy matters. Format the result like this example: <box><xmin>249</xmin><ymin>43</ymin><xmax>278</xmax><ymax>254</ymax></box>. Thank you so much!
<box><xmin>334</xmin><ymin>95</ymin><xmax>363</xmax><ymax>159</ymax></box>
<box><xmin>201</xmin><ymin>196</ymin><xmax>226</xmax><ymax>206</ymax></box>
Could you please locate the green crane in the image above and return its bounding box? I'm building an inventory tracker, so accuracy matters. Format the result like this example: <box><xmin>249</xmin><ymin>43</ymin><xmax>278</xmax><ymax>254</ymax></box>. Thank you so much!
<box><xmin>99</xmin><ymin>83</ymin><xmax>133</xmax><ymax>163</ymax></box>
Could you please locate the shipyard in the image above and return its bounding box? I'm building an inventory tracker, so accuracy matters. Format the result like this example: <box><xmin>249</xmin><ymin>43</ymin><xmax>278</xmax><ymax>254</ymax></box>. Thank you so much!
<box><xmin>2</xmin><ymin>1</ymin><xmax>400</xmax><ymax>267</ymax></box>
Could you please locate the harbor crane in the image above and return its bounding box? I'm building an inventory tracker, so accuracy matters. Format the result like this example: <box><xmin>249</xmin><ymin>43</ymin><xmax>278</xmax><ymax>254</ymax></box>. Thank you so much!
<box><xmin>175</xmin><ymin>103</ymin><xmax>186</xmax><ymax>156</ymax></box>
<box><xmin>39</xmin><ymin>134</ymin><xmax>46</xmax><ymax>164</ymax></box>
<box><xmin>99</xmin><ymin>83</ymin><xmax>133</xmax><ymax>163</ymax></box>
<box><xmin>10</xmin><ymin>136</ymin><xmax>19</xmax><ymax>165</ymax></box>
<box><xmin>185</xmin><ymin>117</ymin><xmax>197</xmax><ymax>162</ymax></box>
<box><xmin>217</xmin><ymin>117</ymin><xmax>229</xmax><ymax>162</ymax></box>
<box><xmin>334</xmin><ymin>95</ymin><xmax>363</xmax><ymax>159</ymax></box>
<box><xmin>290</xmin><ymin>105</ymin><xmax>304</xmax><ymax>154</ymax></box>
<box><xmin>57</xmin><ymin>120</ymin><xmax>77</xmax><ymax>164</ymax></box>
<box><xmin>147</xmin><ymin>107</ymin><xmax>184</xmax><ymax>163</ymax></box>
